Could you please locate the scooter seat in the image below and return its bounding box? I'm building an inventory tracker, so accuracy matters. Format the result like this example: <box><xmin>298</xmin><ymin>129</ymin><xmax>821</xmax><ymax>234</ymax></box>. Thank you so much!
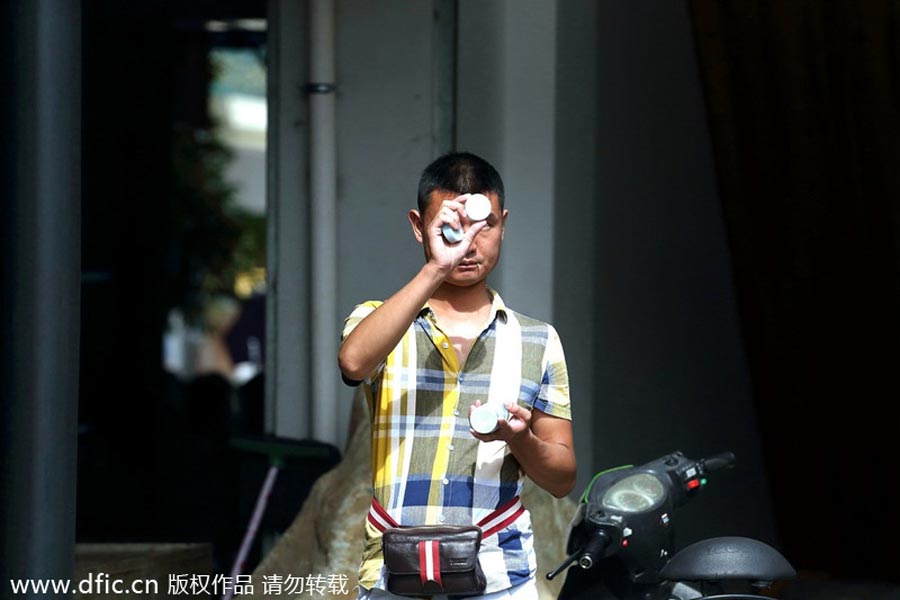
<box><xmin>659</xmin><ymin>536</ymin><xmax>796</xmax><ymax>582</ymax></box>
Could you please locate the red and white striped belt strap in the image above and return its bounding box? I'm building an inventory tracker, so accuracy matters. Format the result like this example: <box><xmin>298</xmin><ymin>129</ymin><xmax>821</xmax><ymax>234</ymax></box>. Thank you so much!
<box><xmin>418</xmin><ymin>539</ymin><xmax>442</xmax><ymax>588</ymax></box>
<box><xmin>367</xmin><ymin>495</ymin><xmax>524</xmax><ymax>538</ymax></box>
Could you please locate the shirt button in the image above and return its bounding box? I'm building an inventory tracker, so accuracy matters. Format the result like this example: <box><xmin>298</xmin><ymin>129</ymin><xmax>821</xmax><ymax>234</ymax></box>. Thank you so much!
<box><xmin>453</xmin><ymin>410</ymin><xmax>459</xmax><ymax>416</ymax></box>
<box><xmin>442</xmin><ymin>342</ymin><xmax>449</xmax><ymax>349</ymax></box>
<box><xmin>442</xmin><ymin>478</ymin><xmax>449</xmax><ymax>485</ymax></box>
<box><xmin>438</xmin><ymin>514</ymin><xmax>445</xmax><ymax>523</ymax></box>
<box><xmin>448</xmin><ymin>444</ymin><xmax>454</xmax><ymax>451</ymax></box>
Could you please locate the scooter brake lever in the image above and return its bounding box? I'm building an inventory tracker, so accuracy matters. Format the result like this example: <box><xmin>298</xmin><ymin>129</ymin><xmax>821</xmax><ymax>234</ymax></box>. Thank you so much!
<box><xmin>546</xmin><ymin>549</ymin><xmax>582</xmax><ymax>580</ymax></box>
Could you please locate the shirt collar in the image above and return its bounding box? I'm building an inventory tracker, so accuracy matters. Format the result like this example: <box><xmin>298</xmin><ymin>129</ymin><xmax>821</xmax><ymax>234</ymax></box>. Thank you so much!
<box><xmin>418</xmin><ymin>287</ymin><xmax>508</xmax><ymax>324</ymax></box>
<box><xmin>486</xmin><ymin>287</ymin><xmax>509</xmax><ymax>324</ymax></box>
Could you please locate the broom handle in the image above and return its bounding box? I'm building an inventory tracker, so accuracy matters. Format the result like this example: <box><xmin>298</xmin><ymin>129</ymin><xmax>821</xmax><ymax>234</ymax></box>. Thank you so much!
<box><xmin>223</xmin><ymin>464</ymin><xmax>280</xmax><ymax>600</ymax></box>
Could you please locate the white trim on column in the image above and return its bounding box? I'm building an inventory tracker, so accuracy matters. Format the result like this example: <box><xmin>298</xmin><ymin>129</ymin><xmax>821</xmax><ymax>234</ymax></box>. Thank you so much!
<box><xmin>266</xmin><ymin>0</ymin><xmax>310</xmax><ymax>440</ymax></box>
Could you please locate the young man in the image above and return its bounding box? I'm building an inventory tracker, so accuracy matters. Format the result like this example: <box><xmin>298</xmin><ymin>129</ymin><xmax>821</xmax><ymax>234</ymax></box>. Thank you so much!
<box><xmin>339</xmin><ymin>152</ymin><xmax>575</xmax><ymax>599</ymax></box>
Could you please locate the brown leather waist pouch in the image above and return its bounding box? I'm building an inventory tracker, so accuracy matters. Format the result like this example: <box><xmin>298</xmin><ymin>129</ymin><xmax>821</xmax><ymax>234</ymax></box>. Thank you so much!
<box><xmin>382</xmin><ymin>525</ymin><xmax>486</xmax><ymax>597</ymax></box>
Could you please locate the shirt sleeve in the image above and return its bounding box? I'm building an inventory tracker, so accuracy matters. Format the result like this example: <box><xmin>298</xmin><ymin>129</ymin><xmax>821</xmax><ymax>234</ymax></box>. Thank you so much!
<box><xmin>532</xmin><ymin>325</ymin><xmax>571</xmax><ymax>420</ymax></box>
<box><xmin>340</xmin><ymin>301</ymin><xmax>384</xmax><ymax>386</ymax></box>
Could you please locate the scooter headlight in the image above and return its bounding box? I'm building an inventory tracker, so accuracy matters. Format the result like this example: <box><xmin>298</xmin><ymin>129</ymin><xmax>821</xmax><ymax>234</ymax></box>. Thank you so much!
<box><xmin>601</xmin><ymin>473</ymin><xmax>666</xmax><ymax>514</ymax></box>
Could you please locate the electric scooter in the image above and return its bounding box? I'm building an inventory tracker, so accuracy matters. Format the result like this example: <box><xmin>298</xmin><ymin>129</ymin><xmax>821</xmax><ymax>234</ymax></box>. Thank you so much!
<box><xmin>547</xmin><ymin>451</ymin><xmax>796</xmax><ymax>599</ymax></box>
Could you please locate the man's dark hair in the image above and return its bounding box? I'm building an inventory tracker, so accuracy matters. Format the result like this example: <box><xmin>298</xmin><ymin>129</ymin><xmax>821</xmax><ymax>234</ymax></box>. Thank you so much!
<box><xmin>417</xmin><ymin>152</ymin><xmax>505</xmax><ymax>213</ymax></box>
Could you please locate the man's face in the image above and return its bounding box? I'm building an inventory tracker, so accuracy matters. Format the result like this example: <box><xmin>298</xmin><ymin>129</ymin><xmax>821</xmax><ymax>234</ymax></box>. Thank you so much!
<box><xmin>414</xmin><ymin>189</ymin><xmax>508</xmax><ymax>287</ymax></box>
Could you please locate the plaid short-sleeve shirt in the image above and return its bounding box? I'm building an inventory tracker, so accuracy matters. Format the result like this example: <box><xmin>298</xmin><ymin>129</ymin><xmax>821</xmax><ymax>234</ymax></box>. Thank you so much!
<box><xmin>341</xmin><ymin>290</ymin><xmax>571</xmax><ymax>594</ymax></box>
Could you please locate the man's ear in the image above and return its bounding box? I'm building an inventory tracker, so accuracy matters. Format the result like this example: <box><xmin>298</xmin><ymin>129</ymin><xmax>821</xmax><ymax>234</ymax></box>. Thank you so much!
<box><xmin>500</xmin><ymin>209</ymin><xmax>509</xmax><ymax>240</ymax></box>
<box><xmin>409</xmin><ymin>209</ymin><xmax>425</xmax><ymax>244</ymax></box>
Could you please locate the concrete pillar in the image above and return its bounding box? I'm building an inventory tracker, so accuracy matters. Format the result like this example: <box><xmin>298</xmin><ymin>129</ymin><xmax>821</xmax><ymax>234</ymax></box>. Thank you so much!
<box><xmin>0</xmin><ymin>0</ymin><xmax>82</xmax><ymax>593</ymax></box>
<box><xmin>457</xmin><ymin>0</ymin><xmax>558</xmax><ymax>323</ymax></box>
<box><xmin>267</xmin><ymin>0</ymin><xmax>311</xmax><ymax>440</ymax></box>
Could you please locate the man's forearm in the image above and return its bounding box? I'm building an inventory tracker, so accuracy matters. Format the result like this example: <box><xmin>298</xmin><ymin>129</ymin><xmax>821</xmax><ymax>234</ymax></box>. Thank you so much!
<box><xmin>508</xmin><ymin>429</ymin><xmax>577</xmax><ymax>498</ymax></box>
<box><xmin>338</xmin><ymin>262</ymin><xmax>446</xmax><ymax>380</ymax></box>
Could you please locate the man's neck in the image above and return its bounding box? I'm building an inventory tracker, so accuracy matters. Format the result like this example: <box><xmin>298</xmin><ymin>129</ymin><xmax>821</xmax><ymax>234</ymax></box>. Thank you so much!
<box><xmin>428</xmin><ymin>282</ymin><xmax>493</xmax><ymax>365</ymax></box>
<box><xmin>428</xmin><ymin>282</ymin><xmax>492</xmax><ymax>318</ymax></box>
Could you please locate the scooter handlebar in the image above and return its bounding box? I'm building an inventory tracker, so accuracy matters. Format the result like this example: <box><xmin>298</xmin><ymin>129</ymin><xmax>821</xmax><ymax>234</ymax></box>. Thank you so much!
<box><xmin>546</xmin><ymin>531</ymin><xmax>611</xmax><ymax>580</ymax></box>
<box><xmin>702</xmin><ymin>451</ymin><xmax>736</xmax><ymax>472</ymax></box>
<box><xmin>578</xmin><ymin>531</ymin><xmax>611</xmax><ymax>570</ymax></box>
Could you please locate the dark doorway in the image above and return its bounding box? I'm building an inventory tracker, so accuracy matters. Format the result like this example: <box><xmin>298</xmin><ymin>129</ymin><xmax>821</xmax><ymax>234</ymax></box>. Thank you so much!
<box><xmin>78</xmin><ymin>0</ymin><xmax>289</xmax><ymax>574</ymax></box>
